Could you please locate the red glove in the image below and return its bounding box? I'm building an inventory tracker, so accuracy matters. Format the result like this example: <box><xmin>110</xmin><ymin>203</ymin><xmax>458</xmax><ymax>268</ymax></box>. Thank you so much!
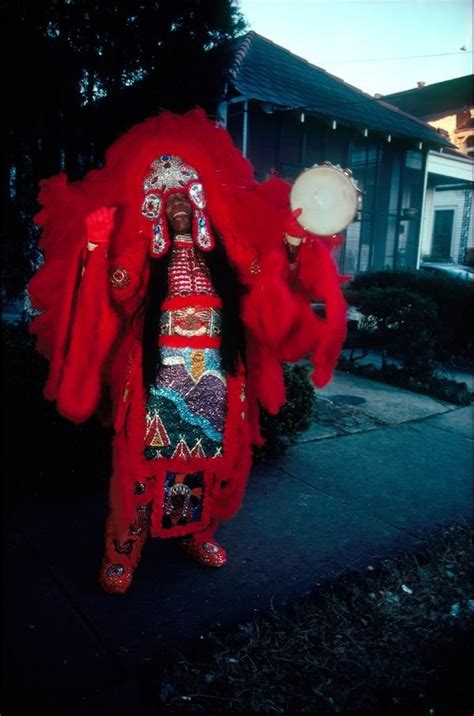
<box><xmin>284</xmin><ymin>208</ymin><xmax>307</xmax><ymax>240</ymax></box>
<box><xmin>85</xmin><ymin>207</ymin><xmax>116</xmax><ymax>246</ymax></box>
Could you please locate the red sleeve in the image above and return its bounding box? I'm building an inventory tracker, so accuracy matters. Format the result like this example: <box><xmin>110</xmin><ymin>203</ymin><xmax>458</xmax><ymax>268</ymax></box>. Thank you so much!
<box><xmin>48</xmin><ymin>244</ymin><xmax>121</xmax><ymax>422</ymax></box>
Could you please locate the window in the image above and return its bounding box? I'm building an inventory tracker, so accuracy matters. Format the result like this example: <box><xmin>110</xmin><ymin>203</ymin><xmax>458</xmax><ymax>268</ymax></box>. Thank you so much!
<box><xmin>339</xmin><ymin>141</ymin><xmax>380</xmax><ymax>273</ymax></box>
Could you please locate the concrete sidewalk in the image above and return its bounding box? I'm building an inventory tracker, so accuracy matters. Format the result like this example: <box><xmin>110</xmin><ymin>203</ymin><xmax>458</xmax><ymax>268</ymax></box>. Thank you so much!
<box><xmin>3</xmin><ymin>371</ymin><xmax>473</xmax><ymax>714</ymax></box>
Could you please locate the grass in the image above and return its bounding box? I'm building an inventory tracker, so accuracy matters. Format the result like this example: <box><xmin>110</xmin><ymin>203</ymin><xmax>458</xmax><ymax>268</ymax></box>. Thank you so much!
<box><xmin>145</xmin><ymin>522</ymin><xmax>473</xmax><ymax>714</ymax></box>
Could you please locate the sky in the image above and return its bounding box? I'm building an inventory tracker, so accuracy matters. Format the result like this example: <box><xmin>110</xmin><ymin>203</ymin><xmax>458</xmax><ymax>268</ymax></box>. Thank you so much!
<box><xmin>238</xmin><ymin>0</ymin><xmax>473</xmax><ymax>96</ymax></box>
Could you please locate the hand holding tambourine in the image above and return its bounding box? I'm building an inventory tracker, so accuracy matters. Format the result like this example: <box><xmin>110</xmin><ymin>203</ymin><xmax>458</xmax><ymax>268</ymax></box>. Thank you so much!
<box><xmin>289</xmin><ymin>162</ymin><xmax>362</xmax><ymax>238</ymax></box>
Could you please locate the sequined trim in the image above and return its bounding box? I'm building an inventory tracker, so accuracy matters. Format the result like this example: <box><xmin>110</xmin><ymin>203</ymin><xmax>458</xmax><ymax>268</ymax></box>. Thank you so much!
<box><xmin>188</xmin><ymin>182</ymin><xmax>206</xmax><ymax>210</ymax></box>
<box><xmin>249</xmin><ymin>258</ymin><xmax>261</xmax><ymax>275</ymax></box>
<box><xmin>194</xmin><ymin>208</ymin><xmax>214</xmax><ymax>251</ymax></box>
<box><xmin>143</xmin><ymin>155</ymin><xmax>199</xmax><ymax>193</ymax></box>
<box><xmin>159</xmin><ymin>305</ymin><xmax>222</xmax><ymax>338</ymax></box>
<box><xmin>151</xmin><ymin>220</ymin><xmax>168</xmax><ymax>257</ymax></box>
<box><xmin>109</xmin><ymin>266</ymin><xmax>131</xmax><ymax>290</ymax></box>
<box><xmin>141</xmin><ymin>193</ymin><xmax>162</xmax><ymax>219</ymax></box>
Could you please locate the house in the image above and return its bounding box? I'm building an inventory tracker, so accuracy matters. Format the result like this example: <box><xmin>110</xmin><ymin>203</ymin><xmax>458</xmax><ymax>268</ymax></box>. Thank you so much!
<box><xmin>218</xmin><ymin>32</ymin><xmax>467</xmax><ymax>274</ymax></box>
<box><xmin>384</xmin><ymin>76</ymin><xmax>474</xmax><ymax>265</ymax></box>
<box><xmin>383</xmin><ymin>75</ymin><xmax>473</xmax><ymax>157</ymax></box>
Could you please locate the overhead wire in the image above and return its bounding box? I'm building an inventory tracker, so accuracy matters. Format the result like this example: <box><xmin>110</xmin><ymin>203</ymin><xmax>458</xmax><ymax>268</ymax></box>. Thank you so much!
<box><xmin>326</xmin><ymin>50</ymin><xmax>473</xmax><ymax>64</ymax></box>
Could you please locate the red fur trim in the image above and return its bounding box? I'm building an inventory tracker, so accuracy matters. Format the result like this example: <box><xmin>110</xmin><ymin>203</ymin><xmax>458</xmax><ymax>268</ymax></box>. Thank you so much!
<box><xmin>246</xmin><ymin>339</ymin><xmax>285</xmax><ymax>415</ymax></box>
<box><xmin>30</xmin><ymin>245</ymin><xmax>85</xmax><ymax>398</ymax></box>
<box><xmin>241</xmin><ymin>249</ymin><xmax>300</xmax><ymax>350</ymax></box>
<box><xmin>295</xmin><ymin>239</ymin><xmax>347</xmax><ymax>387</ymax></box>
<box><xmin>55</xmin><ymin>246</ymin><xmax>121</xmax><ymax>422</ymax></box>
<box><xmin>161</xmin><ymin>294</ymin><xmax>222</xmax><ymax>310</ymax></box>
<box><xmin>210</xmin><ymin>364</ymin><xmax>253</xmax><ymax>521</ymax></box>
<box><xmin>30</xmin><ymin>242</ymin><xmax>122</xmax><ymax>422</ymax></box>
<box><xmin>158</xmin><ymin>336</ymin><xmax>221</xmax><ymax>349</ymax></box>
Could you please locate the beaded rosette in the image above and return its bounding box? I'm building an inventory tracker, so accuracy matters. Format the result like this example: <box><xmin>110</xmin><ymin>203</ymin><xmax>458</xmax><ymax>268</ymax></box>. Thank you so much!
<box><xmin>141</xmin><ymin>154</ymin><xmax>214</xmax><ymax>258</ymax></box>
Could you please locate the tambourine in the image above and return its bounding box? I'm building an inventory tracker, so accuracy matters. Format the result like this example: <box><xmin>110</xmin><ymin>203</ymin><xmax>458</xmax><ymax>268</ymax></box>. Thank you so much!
<box><xmin>290</xmin><ymin>162</ymin><xmax>362</xmax><ymax>236</ymax></box>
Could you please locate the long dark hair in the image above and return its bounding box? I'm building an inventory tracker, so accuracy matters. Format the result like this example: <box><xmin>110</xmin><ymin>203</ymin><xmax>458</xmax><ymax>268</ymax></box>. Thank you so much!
<box><xmin>141</xmin><ymin>232</ymin><xmax>247</xmax><ymax>389</ymax></box>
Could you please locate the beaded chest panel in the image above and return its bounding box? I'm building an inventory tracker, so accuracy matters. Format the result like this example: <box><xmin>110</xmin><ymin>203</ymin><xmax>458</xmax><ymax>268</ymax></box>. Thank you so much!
<box><xmin>168</xmin><ymin>243</ymin><xmax>215</xmax><ymax>297</ymax></box>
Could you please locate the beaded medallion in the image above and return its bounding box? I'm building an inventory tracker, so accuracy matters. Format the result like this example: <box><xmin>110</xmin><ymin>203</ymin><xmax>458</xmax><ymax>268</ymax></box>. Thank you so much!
<box><xmin>161</xmin><ymin>470</ymin><xmax>205</xmax><ymax>529</ymax></box>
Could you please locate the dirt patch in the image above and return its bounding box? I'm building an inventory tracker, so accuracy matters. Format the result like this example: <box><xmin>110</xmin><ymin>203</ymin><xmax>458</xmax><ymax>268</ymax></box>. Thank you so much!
<box><xmin>144</xmin><ymin>522</ymin><xmax>473</xmax><ymax>714</ymax></box>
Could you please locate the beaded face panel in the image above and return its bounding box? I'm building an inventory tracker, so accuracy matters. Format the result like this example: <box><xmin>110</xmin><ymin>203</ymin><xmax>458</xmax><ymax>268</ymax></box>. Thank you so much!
<box><xmin>144</xmin><ymin>347</ymin><xmax>226</xmax><ymax>461</ymax></box>
<box><xmin>142</xmin><ymin>193</ymin><xmax>162</xmax><ymax>219</ymax></box>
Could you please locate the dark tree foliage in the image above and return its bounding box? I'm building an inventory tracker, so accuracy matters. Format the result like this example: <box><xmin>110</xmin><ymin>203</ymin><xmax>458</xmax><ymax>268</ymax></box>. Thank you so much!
<box><xmin>2</xmin><ymin>0</ymin><xmax>246</xmax><ymax>298</ymax></box>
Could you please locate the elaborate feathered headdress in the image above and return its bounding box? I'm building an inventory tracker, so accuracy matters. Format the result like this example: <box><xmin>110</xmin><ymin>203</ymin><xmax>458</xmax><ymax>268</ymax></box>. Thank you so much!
<box><xmin>141</xmin><ymin>154</ymin><xmax>214</xmax><ymax>257</ymax></box>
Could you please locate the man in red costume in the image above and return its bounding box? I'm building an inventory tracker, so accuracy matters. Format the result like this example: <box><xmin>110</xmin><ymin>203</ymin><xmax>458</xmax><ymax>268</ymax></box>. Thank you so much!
<box><xmin>29</xmin><ymin>109</ymin><xmax>348</xmax><ymax>593</ymax></box>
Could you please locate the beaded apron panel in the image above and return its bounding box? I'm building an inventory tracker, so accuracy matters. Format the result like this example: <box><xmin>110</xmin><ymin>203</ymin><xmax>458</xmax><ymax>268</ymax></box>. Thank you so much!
<box><xmin>144</xmin><ymin>346</ymin><xmax>226</xmax><ymax>461</ymax></box>
<box><xmin>162</xmin><ymin>470</ymin><xmax>205</xmax><ymax>529</ymax></box>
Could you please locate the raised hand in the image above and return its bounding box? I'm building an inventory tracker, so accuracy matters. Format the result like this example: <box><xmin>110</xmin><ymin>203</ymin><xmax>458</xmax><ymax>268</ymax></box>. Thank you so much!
<box><xmin>284</xmin><ymin>207</ymin><xmax>307</xmax><ymax>240</ymax></box>
<box><xmin>85</xmin><ymin>207</ymin><xmax>116</xmax><ymax>247</ymax></box>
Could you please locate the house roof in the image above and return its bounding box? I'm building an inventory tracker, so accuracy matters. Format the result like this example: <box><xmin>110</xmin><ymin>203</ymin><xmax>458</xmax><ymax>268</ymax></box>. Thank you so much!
<box><xmin>229</xmin><ymin>32</ymin><xmax>452</xmax><ymax>147</ymax></box>
<box><xmin>383</xmin><ymin>75</ymin><xmax>473</xmax><ymax>120</ymax></box>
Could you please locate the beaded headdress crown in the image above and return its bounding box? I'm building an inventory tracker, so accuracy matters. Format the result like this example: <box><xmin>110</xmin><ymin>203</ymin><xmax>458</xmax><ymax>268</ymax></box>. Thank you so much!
<box><xmin>141</xmin><ymin>154</ymin><xmax>214</xmax><ymax>258</ymax></box>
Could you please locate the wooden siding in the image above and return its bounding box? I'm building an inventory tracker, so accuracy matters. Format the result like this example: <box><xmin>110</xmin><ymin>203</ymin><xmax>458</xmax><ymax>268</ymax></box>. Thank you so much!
<box><xmin>421</xmin><ymin>187</ymin><xmax>474</xmax><ymax>262</ymax></box>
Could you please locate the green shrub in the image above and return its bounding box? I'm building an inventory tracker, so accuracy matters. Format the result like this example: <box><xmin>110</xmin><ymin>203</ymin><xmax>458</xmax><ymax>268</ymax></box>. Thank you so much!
<box><xmin>350</xmin><ymin>287</ymin><xmax>439</xmax><ymax>379</ymax></box>
<box><xmin>349</xmin><ymin>269</ymin><xmax>474</xmax><ymax>364</ymax></box>
<box><xmin>255</xmin><ymin>363</ymin><xmax>315</xmax><ymax>461</ymax></box>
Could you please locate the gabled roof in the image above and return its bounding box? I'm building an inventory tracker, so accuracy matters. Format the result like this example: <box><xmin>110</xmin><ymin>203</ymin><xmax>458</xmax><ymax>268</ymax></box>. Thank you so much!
<box><xmin>229</xmin><ymin>32</ymin><xmax>452</xmax><ymax>147</ymax></box>
<box><xmin>383</xmin><ymin>75</ymin><xmax>473</xmax><ymax>120</ymax></box>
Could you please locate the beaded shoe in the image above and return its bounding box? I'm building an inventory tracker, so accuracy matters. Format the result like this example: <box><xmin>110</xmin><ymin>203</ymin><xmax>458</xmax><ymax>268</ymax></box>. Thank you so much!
<box><xmin>177</xmin><ymin>537</ymin><xmax>227</xmax><ymax>567</ymax></box>
<box><xmin>99</xmin><ymin>515</ymin><xmax>149</xmax><ymax>594</ymax></box>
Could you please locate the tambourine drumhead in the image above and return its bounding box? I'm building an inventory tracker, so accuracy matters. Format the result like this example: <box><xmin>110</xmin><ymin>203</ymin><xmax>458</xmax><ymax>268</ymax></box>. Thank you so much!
<box><xmin>290</xmin><ymin>165</ymin><xmax>359</xmax><ymax>236</ymax></box>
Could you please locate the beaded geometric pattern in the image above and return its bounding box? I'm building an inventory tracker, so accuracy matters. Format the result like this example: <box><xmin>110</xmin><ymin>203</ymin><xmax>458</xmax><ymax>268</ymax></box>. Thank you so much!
<box><xmin>159</xmin><ymin>305</ymin><xmax>221</xmax><ymax>338</ymax></box>
<box><xmin>143</xmin><ymin>155</ymin><xmax>199</xmax><ymax>194</ymax></box>
<box><xmin>144</xmin><ymin>347</ymin><xmax>226</xmax><ymax>461</ymax></box>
